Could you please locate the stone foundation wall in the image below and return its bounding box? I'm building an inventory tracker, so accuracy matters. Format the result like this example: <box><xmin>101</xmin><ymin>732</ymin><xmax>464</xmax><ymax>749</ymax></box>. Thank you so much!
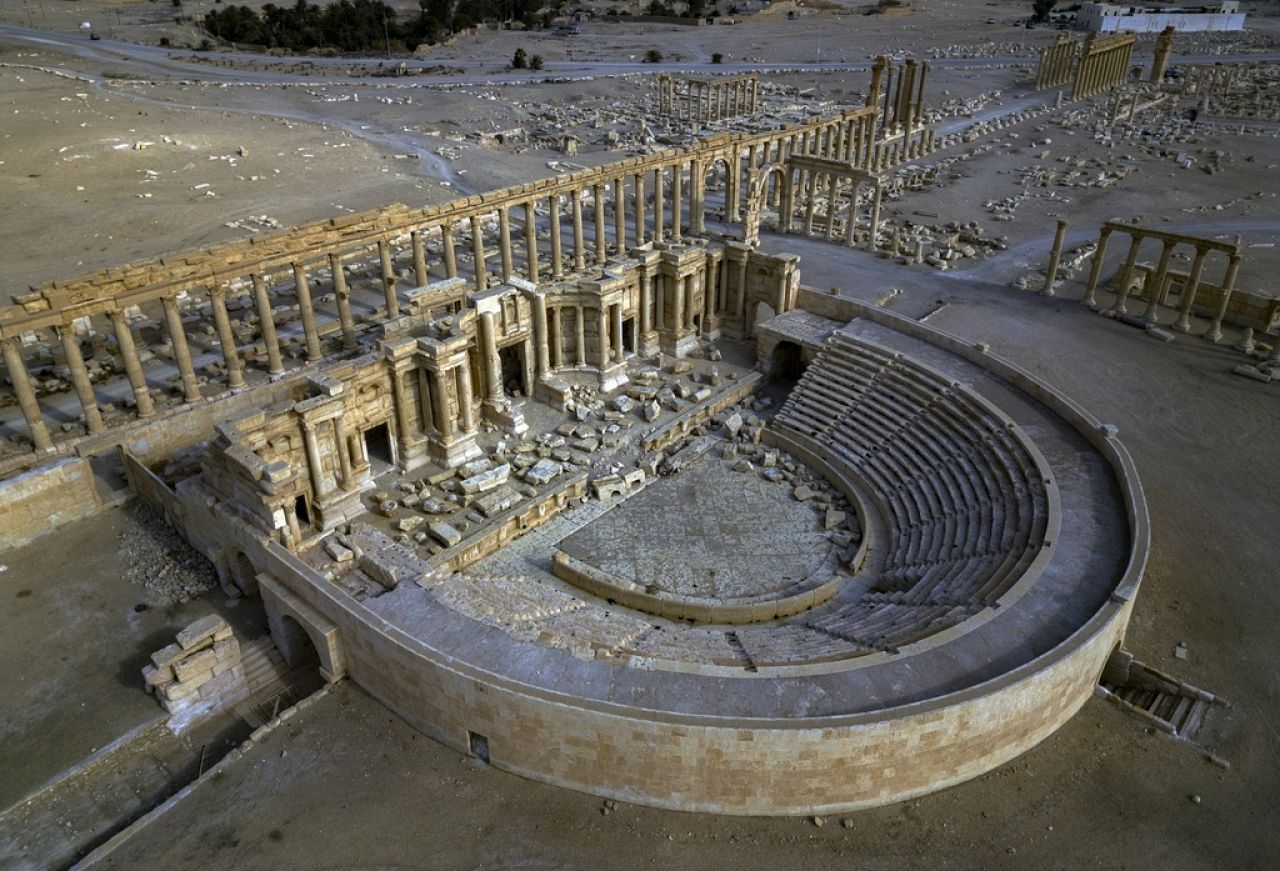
<box><xmin>143</xmin><ymin>614</ymin><xmax>249</xmax><ymax>734</ymax></box>
<box><xmin>0</xmin><ymin>457</ymin><xmax>103</xmax><ymax>551</ymax></box>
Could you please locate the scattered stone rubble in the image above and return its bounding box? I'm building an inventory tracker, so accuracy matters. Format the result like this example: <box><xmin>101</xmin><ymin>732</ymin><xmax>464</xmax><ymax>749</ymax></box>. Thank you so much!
<box><xmin>119</xmin><ymin>502</ymin><xmax>219</xmax><ymax>605</ymax></box>
<box><xmin>142</xmin><ymin>613</ymin><xmax>248</xmax><ymax>732</ymax></box>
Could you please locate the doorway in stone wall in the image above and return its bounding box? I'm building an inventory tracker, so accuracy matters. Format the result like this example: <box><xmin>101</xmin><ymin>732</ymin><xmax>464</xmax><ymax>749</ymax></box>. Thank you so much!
<box><xmin>622</xmin><ymin>317</ymin><xmax>636</xmax><ymax>354</ymax></box>
<box><xmin>364</xmin><ymin>422</ymin><xmax>393</xmax><ymax>471</ymax></box>
<box><xmin>499</xmin><ymin>345</ymin><xmax>526</xmax><ymax>397</ymax></box>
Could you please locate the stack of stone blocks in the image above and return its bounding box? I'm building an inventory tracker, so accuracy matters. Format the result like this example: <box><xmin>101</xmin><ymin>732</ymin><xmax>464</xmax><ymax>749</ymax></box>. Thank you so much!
<box><xmin>142</xmin><ymin>614</ymin><xmax>249</xmax><ymax>732</ymax></box>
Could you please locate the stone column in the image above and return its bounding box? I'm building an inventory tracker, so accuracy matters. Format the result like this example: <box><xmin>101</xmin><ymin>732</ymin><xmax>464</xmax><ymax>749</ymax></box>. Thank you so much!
<box><xmin>640</xmin><ymin>271</ymin><xmax>651</xmax><ymax>335</ymax></box>
<box><xmin>333</xmin><ymin>417</ymin><xmax>353</xmax><ymax>489</ymax></box>
<box><xmin>378</xmin><ymin>240</ymin><xmax>399</xmax><ymax>319</ymax></box>
<box><xmin>412</xmin><ymin>230</ymin><xmax>428</xmax><ymax>287</ymax></box>
<box><xmin>867</xmin><ymin>183</ymin><xmax>883</xmax><ymax>252</ymax></box>
<box><xmin>653</xmin><ymin>168</ymin><xmax>665</xmax><ymax>244</ymax></box>
<box><xmin>634</xmin><ymin>173</ymin><xmax>647</xmax><ymax>246</ymax></box>
<box><xmin>575</xmin><ymin>306</ymin><xmax>586</xmax><ymax>366</ymax></box>
<box><xmin>671</xmin><ymin>164</ymin><xmax>683</xmax><ymax>243</ymax></box>
<box><xmin>441</xmin><ymin>223</ymin><xmax>458</xmax><ymax>279</ymax></box>
<box><xmin>1174</xmin><ymin>246</ymin><xmax>1210</xmax><ymax>333</ymax></box>
<box><xmin>845</xmin><ymin>182</ymin><xmax>861</xmax><ymax>247</ymax></box>
<box><xmin>550</xmin><ymin>306</ymin><xmax>563</xmax><ymax>367</ymax></box>
<box><xmin>532</xmin><ymin>292</ymin><xmax>551</xmax><ymax>376</ymax></box>
<box><xmin>611</xmin><ymin>303</ymin><xmax>624</xmax><ymax>362</ymax></box>
<box><xmin>2</xmin><ymin>336</ymin><xmax>52</xmax><ymax>450</ymax></box>
<box><xmin>110</xmin><ymin>310</ymin><xmax>155</xmax><ymax>418</ymax></box>
<box><xmin>549</xmin><ymin>194</ymin><xmax>564</xmax><ymax>279</ymax></box>
<box><xmin>1042</xmin><ymin>220</ymin><xmax>1069</xmax><ymax>297</ymax></box>
<box><xmin>571</xmin><ymin>189</ymin><xmax>586</xmax><ymax>272</ymax></box>
<box><xmin>593</xmin><ymin>184</ymin><xmax>607</xmax><ymax>265</ymax></box>
<box><xmin>1083</xmin><ymin>228</ymin><xmax>1113</xmax><ymax>309</ymax></box>
<box><xmin>524</xmin><ymin>201</ymin><xmax>540</xmax><ymax>284</ymax></box>
<box><xmin>58</xmin><ymin>325</ymin><xmax>104</xmax><ymax>433</ymax></box>
<box><xmin>1141</xmin><ymin>240</ymin><xmax>1177</xmax><ymax>321</ymax></box>
<box><xmin>480</xmin><ymin>311</ymin><xmax>503</xmax><ymax>403</ymax></box>
<box><xmin>293</xmin><ymin>262</ymin><xmax>323</xmax><ymax>362</ymax></box>
<box><xmin>469</xmin><ymin>216</ymin><xmax>488</xmax><ymax>292</ymax></box>
<box><xmin>803</xmin><ymin>171</ymin><xmax>819</xmax><ymax>235</ymax></box>
<box><xmin>328</xmin><ymin>253</ymin><xmax>357</xmax><ymax>350</ymax></box>
<box><xmin>613</xmin><ymin>177</ymin><xmax>626</xmax><ymax>252</ymax></box>
<box><xmin>209</xmin><ymin>285</ymin><xmax>245</xmax><ymax>389</ymax></box>
<box><xmin>824</xmin><ymin>175</ymin><xmax>840</xmax><ymax>241</ymax></box>
<box><xmin>1207</xmin><ymin>254</ymin><xmax>1242</xmax><ymax>343</ymax></box>
<box><xmin>456</xmin><ymin>363</ymin><xmax>475</xmax><ymax>433</ymax></box>
<box><xmin>673</xmin><ymin>272</ymin><xmax>686</xmax><ymax>332</ymax></box>
<box><xmin>597</xmin><ymin>307</ymin><xmax>610</xmax><ymax>369</ymax></box>
<box><xmin>430</xmin><ymin>371</ymin><xmax>453</xmax><ymax>440</ymax></box>
<box><xmin>498</xmin><ymin>207</ymin><xmax>514</xmax><ymax>283</ymax></box>
<box><xmin>301</xmin><ymin>420</ymin><xmax>329</xmax><ymax>500</ymax></box>
<box><xmin>252</xmin><ymin>274</ymin><xmax>285</xmax><ymax>375</ymax></box>
<box><xmin>690</xmin><ymin>158</ymin><xmax>705</xmax><ymax>234</ymax></box>
<box><xmin>162</xmin><ymin>295</ymin><xmax>201</xmax><ymax>402</ymax></box>
<box><xmin>1112</xmin><ymin>235</ymin><xmax>1143</xmax><ymax>316</ymax></box>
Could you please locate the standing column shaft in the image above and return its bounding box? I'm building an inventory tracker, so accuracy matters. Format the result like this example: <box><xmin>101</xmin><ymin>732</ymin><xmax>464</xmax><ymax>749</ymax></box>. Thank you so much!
<box><xmin>1083</xmin><ymin>229</ymin><xmax>1112</xmax><ymax>309</ymax></box>
<box><xmin>442</xmin><ymin>224</ymin><xmax>458</xmax><ymax>279</ymax></box>
<box><xmin>671</xmin><ymin>165</ymin><xmax>683</xmax><ymax>243</ymax></box>
<box><xmin>634</xmin><ymin>173</ymin><xmax>647</xmax><ymax>246</ymax></box>
<box><xmin>597</xmin><ymin>307</ymin><xmax>610</xmax><ymax>369</ymax></box>
<box><xmin>1142</xmin><ymin>241</ymin><xmax>1177</xmax><ymax>321</ymax></box>
<box><xmin>110</xmin><ymin>310</ymin><xmax>155</xmax><ymax>418</ymax></box>
<box><xmin>593</xmin><ymin>184</ymin><xmax>607</xmax><ymax>265</ymax></box>
<box><xmin>524</xmin><ymin>202</ymin><xmax>540</xmax><ymax>284</ymax></box>
<box><xmin>673</xmin><ymin>273</ymin><xmax>686</xmax><ymax>332</ymax></box>
<box><xmin>162</xmin><ymin>295</ymin><xmax>201</xmax><ymax>402</ymax></box>
<box><xmin>653</xmin><ymin>169</ymin><xmax>665</xmax><ymax>243</ymax></box>
<box><xmin>532</xmin><ymin>293</ymin><xmax>551</xmax><ymax>376</ymax></box>
<box><xmin>571</xmin><ymin>189</ymin><xmax>586</xmax><ymax>272</ymax></box>
<box><xmin>58</xmin><ymin>326</ymin><xmax>103</xmax><ymax>433</ymax></box>
<box><xmin>481</xmin><ymin>312</ymin><xmax>503</xmax><ymax>402</ymax></box>
<box><xmin>412</xmin><ymin>230</ymin><xmax>428</xmax><ymax>287</ymax></box>
<box><xmin>470</xmin><ymin>216</ymin><xmax>488</xmax><ymax>292</ymax></box>
<box><xmin>550</xmin><ymin>306</ymin><xmax>563</xmax><ymax>367</ymax></box>
<box><xmin>430</xmin><ymin>371</ymin><xmax>453</xmax><ymax>440</ymax></box>
<box><xmin>1112</xmin><ymin>236</ymin><xmax>1143</xmax><ymax>315</ymax></box>
<box><xmin>575</xmin><ymin>306</ymin><xmax>586</xmax><ymax>366</ymax></box>
<box><xmin>1174</xmin><ymin>248</ymin><xmax>1210</xmax><ymax>333</ymax></box>
<box><xmin>690</xmin><ymin>159</ymin><xmax>705</xmax><ymax>234</ymax></box>
<box><xmin>328</xmin><ymin>253</ymin><xmax>356</xmax><ymax>350</ymax></box>
<box><xmin>867</xmin><ymin>183</ymin><xmax>883</xmax><ymax>252</ymax></box>
<box><xmin>293</xmin><ymin>262</ymin><xmax>323</xmax><ymax>362</ymax></box>
<box><xmin>498</xmin><ymin>207</ymin><xmax>514</xmax><ymax>283</ymax></box>
<box><xmin>378</xmin><ymin>240</ymin><xmax>399</xmax><ymax>319</ymax></box>
<box><xmin>456</xmin><ymin>364</ymin><xmax>475</xmax><ymax>433</ymax></box>
<box><xmin>613</xmin><ymin>178</ymin><xmax>626</xmax><ymax>253</ymax></box>
<box><xmin>252</xmin><ymin>274</ymin><xmax>285</xmax><ymax>375</ymax></box>
<box><xmin>1042</xmin><ymin>220</ymin><xmax>1069</xmax><ymax>297</ymax></box>
<box><xmin>210</xmin><ymin>285</ymin><xmax>245</xmax><ymax>389</ymax></box>
<box><xmin>1207</xmin><ymin>254</ymin><xmax>1242</xmax><ymax>343</ymax></box>
<box><xmin>549</xmin><ymin>195</ymin><xmax>564</xmax><ymax>279</ymax></box>
<box><xmin>640</xmin><ymin>270</ymin><xmax>651</xmax><ymax>335</ymax></box>
<box><xmin>611</xmin><ymin>303</ymin><xmax>623</xmax><ymax>362</ymax></box>
<box><xmin>301</xmin><ymin>422</ymin><xmax>329</xmax><ymax>500</ymax></box>
<box><xmin>3</xmin><ymin>337</ymin><xmax>52</xmax><ymax>449</ymax></box>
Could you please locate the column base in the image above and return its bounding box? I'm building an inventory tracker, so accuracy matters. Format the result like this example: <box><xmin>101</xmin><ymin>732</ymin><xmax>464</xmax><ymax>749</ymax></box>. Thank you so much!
<box><xmin>659</xmin><ymin>328</ymin><xmax>700</xmax><ymax>358</ymax></box>
<box><xmin>314</xmin><ymin>488</ymin><xmax>368</xmax><ymax>531</ymax></box>
<box><xmin>598</xmin><ymin>362</ymin><xmax>629</xmax><ymax>393</ymax></box>
<box><xmin>397</xmin><ymin>437</ymin><xmax>432</xmax><ymax>473</ymax></box>
<box><xmin>638</xmin><ymin>330</ymin><xmax>662</xmax><ymax>358</ymax></box>
<box><xmin>483</xmin><ymin>398</ymin><xmax>529</xmax><ymax>436</ymax></box>
<box><xmin>429</xmin><ymin>432</ymin><xmax>483</xmax><ymax>469</ymax></box>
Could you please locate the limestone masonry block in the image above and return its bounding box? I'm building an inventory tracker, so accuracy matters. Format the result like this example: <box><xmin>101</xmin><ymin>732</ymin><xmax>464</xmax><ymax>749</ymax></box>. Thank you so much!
<box><xmin>173</xmin><ymin>649</ymin><xmax>219</xmax><ymax>683</ymax></box>
<box><xmin>176</xmin><ymin>614</ymin><xmax>231</xmax><ymax>651</ymax></box>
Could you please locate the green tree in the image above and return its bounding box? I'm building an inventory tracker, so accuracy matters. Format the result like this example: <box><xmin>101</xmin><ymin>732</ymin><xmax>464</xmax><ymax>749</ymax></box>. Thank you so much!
<box><xmin>711</xmin><ymin>51</ymin><xmax>723</xmax><ymax>64</ymax></box>
<box><xmin>512</xmin><ymin>46</ymin><xmax>527</xmax><ymax>68</ymax></box>
<box><xmin>644</xmin><ymin>48</ymin><xmax>663</xmax><ymax>63</ymax></box>
<box><xmin>1031</xmin><ymin>0</ymin><xmax>1056</xmax><ymax>23</ymax></box>
<box><xmin>529</xmin><ymin>54</ymin><xmax>543</xmax><ymax>70</ymax></box>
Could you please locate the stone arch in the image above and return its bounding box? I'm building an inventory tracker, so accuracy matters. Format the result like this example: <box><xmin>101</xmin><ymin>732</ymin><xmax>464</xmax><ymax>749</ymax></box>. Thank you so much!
<box><xmin>259</xmin><ymin>573</ymin><xmax>346</xmax><ymax>683</ymax></box>
<box><xmin>768</xmin><ymin>340</ymin><xmax>806</xmax><ymax>384</ymax></box>
<box><xmin>224</xmin><ymin>548</ymin><xmax>260</xmax><ymax>598</ymax></box>
<box><xmin>743</xmin><ymin>163</ymin><xmax>789</xmax><ymax>245</ymax></box>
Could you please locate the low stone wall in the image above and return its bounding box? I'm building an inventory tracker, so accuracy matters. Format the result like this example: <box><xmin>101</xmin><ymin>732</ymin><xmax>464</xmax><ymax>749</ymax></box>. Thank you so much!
<box><xmin>142</xmin><ymin>614</ymin><xmax>249</xmax><ymax>734</ymax></box>
<box><xmin>0</xmin><ymin>457</ymin><xmax>103</xmax><ymax>551</ymax></box>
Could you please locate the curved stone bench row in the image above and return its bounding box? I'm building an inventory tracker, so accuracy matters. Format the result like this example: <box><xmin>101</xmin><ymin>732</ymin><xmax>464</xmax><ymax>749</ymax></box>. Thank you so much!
<box><xmin>774</xmin><ymin>331</ymin><xmax>1056</xmax><ymax>626</ymax></box>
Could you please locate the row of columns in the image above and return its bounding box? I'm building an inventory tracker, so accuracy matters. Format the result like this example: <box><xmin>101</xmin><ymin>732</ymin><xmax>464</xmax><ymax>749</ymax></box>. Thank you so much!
<box><xmin>1073</xmin><ymin>34</ymin><xmax>1135</xmax><ymax>100</ymax></box>
<box><xmin>1082</xmin><ymin>225</ymin><xmax>1243</xmax><ymax>341</ymax></box>
<box><xmin>1036</xmin><ymin>34</ymin><xmax>1078</xmax><ymax>91</ymax></box>
<box><xmin>782</xmin><ymin>167</ymin><xmax>883</xmax><ymax>251</ymax></box>
<box><xmin>659</xmin><ymin>74</ymin><xmax>760</xmax><ymax>123</ymax></box>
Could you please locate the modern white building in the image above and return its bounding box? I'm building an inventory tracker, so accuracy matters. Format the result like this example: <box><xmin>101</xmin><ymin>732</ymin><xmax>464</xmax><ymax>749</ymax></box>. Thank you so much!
<box><xmin>1077</xmin><ymin>2</ymin><xmax>1245</xmax><ymax>33</ymax></box>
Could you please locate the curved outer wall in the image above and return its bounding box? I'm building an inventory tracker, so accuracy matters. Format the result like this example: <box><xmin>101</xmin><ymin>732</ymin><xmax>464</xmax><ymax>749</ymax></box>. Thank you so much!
<box><xmin>170</xmin><ymin>306</ymin><xmax>1147</xmax><ymax>816</ymax></box>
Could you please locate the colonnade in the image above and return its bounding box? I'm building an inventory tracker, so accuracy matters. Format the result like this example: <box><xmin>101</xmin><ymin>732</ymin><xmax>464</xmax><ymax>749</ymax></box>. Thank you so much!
<box><xmin>1073</xmin><ymin>33</ymin><xmax>1135</xmax><ymax>100</ymax></box>
<box><xmin>1035</xmin><ymin>34</ymin><xmax>1077</xmax><ymax>91</ymax></box>
<box><xmin>0</xmin><ymin>107</ymin><xmax>873</xmax><ymax>458</ymax></box>
<box><xmin>658</xmin><ymin>73</ymin><xmax>760</xmax><ymax>124</ymax></box>
<box><xmin>773</xmin><ymin>157</ymin><xmax>883</xmax><ymax>251</ymax></box>
<box><xmin>1082</xmin><ymin>221</ymin><xmax>1243</xmax><ymax>341</ymax></box>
